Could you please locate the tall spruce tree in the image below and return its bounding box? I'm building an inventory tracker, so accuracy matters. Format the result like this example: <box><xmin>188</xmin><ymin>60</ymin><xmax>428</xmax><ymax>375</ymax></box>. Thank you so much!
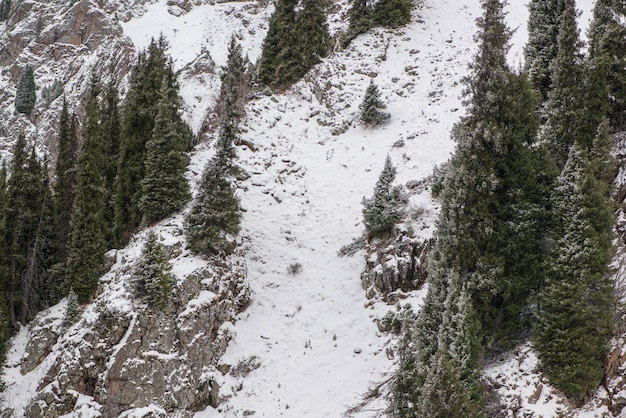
<box><xmin>219</xmin><ymin>36</ymin><xmax>248</xmax><ymax>126</ymax></box>
<box><xmin>131</xmin><ymin>231</ymin><xmax>176</xmax><ymax>309</ymax></box>
<box><xmin>115</xmin><ymin>37</ymin><xmax>171</xmax><ymax>244</ymax></box>
<box><xmin>258</xmin><ymin>0</ymin><xmax>329</xmax><ymax>88</ymax></box>
<box><xmin>5</xmin><ymin>136</ymin><xmax>56</xmax><ymax>328</ymax></box>
<box><xmin>100</xmin><ymin>81</ymin><xmax>121</xmax><ymax>247</ymax></box>
<box><xmin>359</xmin><ymin>80</ymin><xmax>390</xmax><ymax>126</ymax></box>
<box><xmin>66</xmin><ymin>80</ymin><xmax>107</xmax><ymax>304</ymax></box>
<box><xmin>51</xmin><ymin>99</ymin><xmax>80</xmax><ymax>299</ymax></box>
<box><xmin>362</xmin><ymin>155</ymin><xmax>401</xmax><ymax>237</ymax></box>
<box><xmin>258</xmin><ymin>0</ymin><xmax>298</xmax><ymax>86</ymax></box>
<box><xmin>341</xmin><ymin>0</ymin><xmax>372</xmax><ymax>48</ymax></box>
<box><xmin>542</xmin><ymin>0</ymin><xmax>586</xmax><ymax>165</ymax></box>
<box><xmin>524</xmin><ymin>0</ymin><xmax>566</xmax><ymax>100</ymax></box>
<box><xmin>535</xmin><ymin>145</ymin><xmax>613</xmax><ymax>402</ymax></box>
<box><xmin>587</xmin><ymin>0</ymin><xmax>626</xmax><ymax>129</ymax></box>
<box><xmin>0</xmin><ymin>163</ymin><xmax>8</xmax><ymax>363</ymax></box>
<box><xmin>139</xmin><ymin>80</ymin><xmax>191</xmax><ymax>224</ymax></box>
<box><xmin>15</xmin><ymin>65</ymin><xmax>36</xmax><ymax>115</ymax></box>
<box><xmin>391</xmin><ymin>1</ymin><xmax>543</xmax><ymax>414</ymax></box>
<box><xmin>373</xmin><ymin>0</ymin><xmax>412</xmax><ymax>28</ymax></box>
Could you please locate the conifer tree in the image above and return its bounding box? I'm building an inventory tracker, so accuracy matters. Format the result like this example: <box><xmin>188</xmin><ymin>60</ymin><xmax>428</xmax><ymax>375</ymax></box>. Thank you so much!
<box><xmin>359</xmin><ymin>80</ymin><xmax>390</xmax><ymax>126</ymax></box>
<box><xmin>51</xmin><ymin>99</ymin><xmax>80</xmax><ymax>297</ymax></box>
<box><xmin>392</xmin><ymin>1</ymin><xmax>543</xmax><ymax>414</ymax></box>
<box><xmin>4</xmin><ymin>136</ymin><xmax>56</xmax><ymax>327</ymax></box>
<box><xmin>587</xmin><ymin>0</ymin><xmax>626</xmax><ymax>129</ymax></box>
<box><xmin>342</xmin><ymin>0</ymin><xmax>372</xmax><ymax>48</ymax></box>
<box><xmin>15</xmin><ymin>65</ymin><xmax>36</xmax><ymax>115</ymax></box>
<box><xmin>131</xmin><ymin>232</ymin><xmax>176</xmax><ymax>309</ymax></box>
<box><xmin>100</xmin><ymin>81</ymin><xmax>121</xmax><ymax>247</ymax></box>
<box><xmin>139</xmin><ymin>80</ymin><xmax>191</xmax><ymax>225</ymax></box>
<box><xmin>291</xmin><ymin>0</ymin><xmax>329</xmax><ymax>81</ymax></box>
<box><xmin>62</xmin><ymin>288</ymin><xmax>80</xmax><ymax>327</ymax></box>
<box><xmin>524</xmin><ymin>0</ymin><xmax>566</xmax><ymax>100</ymax></box>
<box><xmin>258</xmin><ymin>0</ymin><xmax>298</xmax><ymax>86</ymax></box>
<box><xmin>0</xmin><ymin>0</ymin><xmax>11</xmax><ymax>21</ymax></box>
<box><xmin>542</xmin><ymin>0</ymin><xmax>586</xmax><ymax>165</ymax></box>
<box><xmin>373</xmin><ymin>0</ymin><xmax>412</xmax><ymax>28</ymax></box>
<box><xmin>219</xmin><ymin>36</ymin><xmax>248</xmax><ymax>126</ymax></box>
<box><xmin>535</xmin><ymin>145</ymin><xmax>613</xmax><ymax>402</ymax></box>
<box><xmin>186</xmin><ymin>154</ymin><xmax>241</xmax><ymax>256</ymax></box>
<box><xmin>66</xmin><ymin>80</ymin><xmax>107</xmax><ymax>304</ymax></box>
<box><xmin>115</xmin><ymin>37</ymin><xmax>170</xmax><ymax>244</ymax></box>
<box><xmin>362</xmin><ymin>155</ymin><xmax>400</xmax><ymax>237</ymax></box>
<box><xmin>0</xmin><ymin>163</ymin><xmax>8</xmax><ymax>363</ymax></box>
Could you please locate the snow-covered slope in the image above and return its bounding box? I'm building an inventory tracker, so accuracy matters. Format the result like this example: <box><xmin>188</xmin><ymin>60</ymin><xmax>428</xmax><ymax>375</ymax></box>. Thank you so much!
<box><xmin>1</xmin><ymin>0</ymin><xmax>614</xmax><ymax>417</ymax></box>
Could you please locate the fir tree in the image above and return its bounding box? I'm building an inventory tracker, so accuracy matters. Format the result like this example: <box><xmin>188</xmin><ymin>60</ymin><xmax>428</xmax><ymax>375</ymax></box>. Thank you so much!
<box><xmin>51</xmin><ymin>99</ymin><xmax>80</xmax><ymax>298</ymax></box>
<box><xmin>341</xmin><ymin>0</ymin><xmax>372</xmax><ymax>48</ymax></box>
<box><xmin>115</xmin><ymin>37</ymin><xmax>171</xmax><ymax>244</ymax></box>
<box><xmin>15</xmin><ymin>65</ymin><xmax>36</xmax><ymax>115</ymax></box>
<box><xmin>290</xmin><ymin>0</ymin><xmax>330</xmax><ymax>81</ymax></box>
<box><xmin>392</xmin><ymin>1</ymin><xmax>543</xmax><ymax>414</ymax></box>
<box><xmin>186</xmin><ymin>157</ymin><xmax>241</xmax><ymax>256</ymax></box>
<box><xmin>373</xmin><ymin>0</ymin><xmax>412</xmax><ymax>28</ymax></box>
<box><xmin>535</xmin><ymin>145</ymin><xmax>613</xmax><ymax>402</ymax></box>
<box><xmin>587</xmin><ymin>0</ymin><xmax>626</xmax><ymax>129</ymax></box>
<box><xmin>131</xmin><ymin>232</ymin><xmax>175</xmax><ymax>309</ymax></box>
<box><xmin>0</xmin><ymin>163</ymin><xmax>8</xmax><ymax>363</ymax></box>
<box><xmin>542</xmin><ymin>0</ymin><xmax>586</xmax><ymax>166</ymax></box>
<box><xmin>0</xmin><ymin>0</ymin><xmax>11</xmax><ymax>21</ymax></box>
<box><xmin>62</xmin><ymin>288</ymin><xmax>80</xmax><ymax>327</ymax></box>
<box><xmin>219</xmin><ymin>36</ymin><xmax>248</xmax><ymax>126</ymax></box>
<box><xmin>359</xmin><ymin>80</ymin><xmax>390</xmax><ymax>126</ymax></box>
<box><xmin>139</xmin><ymin>80</ymin><xmax>191</xmax><ymax>225</ymax></box>
<box><xmin>524</xmin><ymin>0</ymin><xmax>566</xmax><ymax>100</ymax></box>
<box><xmin>258</xmin><ymin>0</ymin><xmax>298</xmax><ymax>86</ymax></box>
<box><xmin>100</xmin><ymin>81</ymin><xmax>121</xmax><ymax>247</ymax></box>
<box><xmin>66</xmin><ymin>81</ymin><xmax>107</xmax><ymax>304</ymax></box>
<box><xmin>4</xmin><ymin>136</ymin><xmax>56</xmax><ymax>327</ymax></box>
<box><xmin>362</xmin><ymin>155</ymin><xmax>401</xmax><ymax>237</ymax></box>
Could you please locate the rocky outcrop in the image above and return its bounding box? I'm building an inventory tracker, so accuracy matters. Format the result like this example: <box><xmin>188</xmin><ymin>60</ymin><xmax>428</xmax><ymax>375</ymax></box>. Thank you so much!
<box><xmin>6</xmin><ymin>244</ymin><xmax>249</xmax><ymax>418</ymax></box>
<box><xmin>361</xmin><ymin>233</ymin><xmax>432</xmax><ymax>304</ymax></box>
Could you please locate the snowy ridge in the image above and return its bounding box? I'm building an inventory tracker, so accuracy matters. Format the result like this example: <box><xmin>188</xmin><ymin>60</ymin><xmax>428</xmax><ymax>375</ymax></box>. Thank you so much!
<box><xmin>0</xmin><ymin>0</ymin><xmax>614</xmax><ymax>416</ymax></box>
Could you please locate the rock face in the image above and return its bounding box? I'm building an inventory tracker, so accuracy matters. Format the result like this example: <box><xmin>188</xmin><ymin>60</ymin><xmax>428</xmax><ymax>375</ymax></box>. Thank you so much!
<box><xmin>361</xmin><ymin>233</ymin><xmax>432</xmax><ymax>303</ymax></box>
<box><xmin>4</xmin><ymin>239</ymin><xmax>250</xmax><ymax>417</ymax></box>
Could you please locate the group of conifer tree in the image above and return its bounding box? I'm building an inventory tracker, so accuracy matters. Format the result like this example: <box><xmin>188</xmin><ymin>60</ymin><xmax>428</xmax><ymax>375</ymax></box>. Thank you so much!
<box><xmin>0</xmin><ymin>36</ymin><xmax>247</xmax><ymax>362</ymax></box>
<box><xmin>389</xmin><ymin>0</ymin><xmax>625</xmax><ymax>415</ymax></box>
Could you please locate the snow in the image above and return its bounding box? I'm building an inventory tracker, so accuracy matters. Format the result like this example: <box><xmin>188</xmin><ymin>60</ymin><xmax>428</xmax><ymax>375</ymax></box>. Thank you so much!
<box><xmin>0</xmin><ymin>0</ymin><xmax>604</xmax><ymax>416</ymax></box>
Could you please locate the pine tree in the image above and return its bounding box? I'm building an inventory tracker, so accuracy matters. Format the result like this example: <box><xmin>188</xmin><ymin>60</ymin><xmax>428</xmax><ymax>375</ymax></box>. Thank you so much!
<box><xmin>542</xmin><ymin>0</ymin><xmax>586</xmax><ymax>166</ymax></box>
<box><xmin>0</xmin><ymin>0</ymin><xmax>11</xmax><ymax>21</ymax></box>
<box><xmin>4</xmin><ymin>136</ymin><xmax>56</xmax><ymax>327</ymax></box>
<box><xmin>524</xmin><ymin>0</ymin><xmax>566</xmax><ymax>100</ymax></box>
<box><xmin>258</xmin><ymin>0</ymin><xmax>298</xmax><ymax>86</ymax></box>
<box><xmin>186</xmin><ymin>157</ymin><xmax>241</xmax><ymax>256</ymax></box>
<box><xmin>391</xmin><ymin>2</ymin><xmax>543</xmax><ymax>414</ymax></box>
<box><xmin>219</xmin><ymin>36</ymin><xmax>248</xmax><ymax>126</ymax></box>
<box><xmin>359</xmin><ymin>80</ymin><xmax>390</xmax><ymax>125</ymax></box>
<box><xmin>62</xmin><ymin>288</ymin><xmax>80</xmax><ymax>327</ymax></box>
<box><xmin>291</xmin><ymin>0</ymin><xmax>329</xmax><ymax>81</ymax></box>
<box><xmin>131</xmin><ymin>232</ymin><xmax>176</xmax><ymax>309</ymax></box>
<box><xmin>341</xmin><ymin>0</ymin><xmax>373</xmax><ymax>48</ymax></box>
<box><xmin>66</xmin><ymin>81</ymin><xmax>107</xmax><ymax>304</ymax></box>
<box><xmin>139</xmin><ymin>80</ymin><xmax>191</xmax><ymax>225</ymax></box>
<box><xmin>51</xmin><ymin>99</ymin><xmax>80</xmax><ymax>299</ymax></box>
<box><xmin>373</xmin><ymin>0</ymin><xmax>412</xmax><ymax>28</ymax></box>
<box><xmin>535</xmin><ymin>145</ymin><xmax>613</xmax><ymax>402</ymax></box>
<box><xmin>0</xmin><ymin>163</ymin><xmax>9</xmax><ymax>363</ymax></box>
<box><xmin>15</xmin><ymin>65</ymin><xmax>36</xmax><ymax>115</ymax></box>
<box><xmin>258</xmin><ymin>0</ymin><xmax>329</xmax><ymax>88</ymax></box>
<box><xmin>100</xmin><ymin>81</ymin><xmax>121</xmax><ymax>247</ymax></box>
<box><xmin>362</xmin><ymin>155</ymin><xmax>400</xmax><ymax>237</ymax></box>
<box><xmin>115</xmin><ymin>37</ymin><xmax>170</xmax><ymax>244</ymax></box>
<box><xmin>587</xmin><ymin>0</ymin><xmax>626</xmax><ymax>129</ymax></box>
